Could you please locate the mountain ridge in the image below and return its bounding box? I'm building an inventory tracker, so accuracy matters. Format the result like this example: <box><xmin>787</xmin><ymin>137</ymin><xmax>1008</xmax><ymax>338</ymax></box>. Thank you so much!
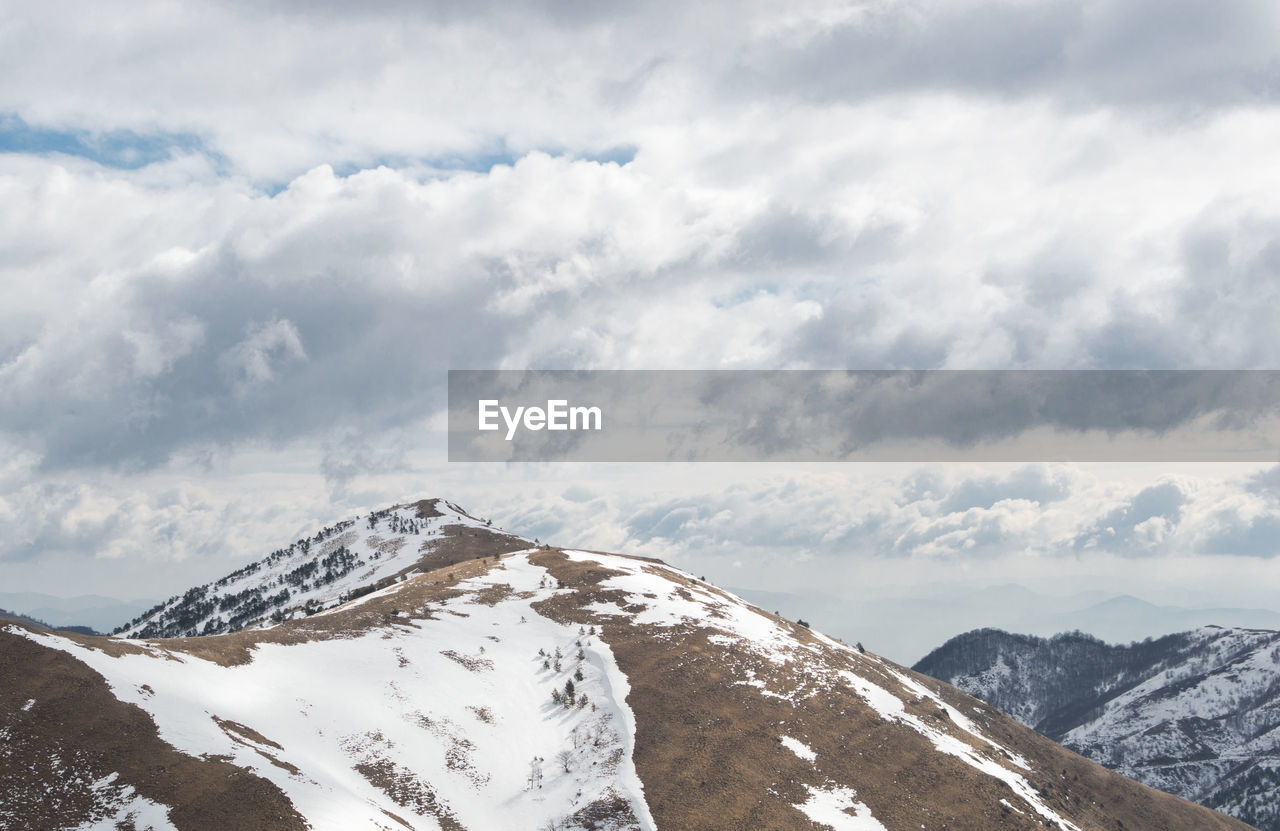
<box><xmin>1</xmin><ymin>498</ymin><xmax>1260</xmax><ymax>830</ymax></box>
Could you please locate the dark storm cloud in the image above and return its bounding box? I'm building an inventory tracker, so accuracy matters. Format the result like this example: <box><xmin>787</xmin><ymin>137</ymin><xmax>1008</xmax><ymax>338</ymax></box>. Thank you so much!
<box><xmin>2</xmin><ymin>227</ymin><xmax>515</xmax><ymax>471</ymax></box>
<box><xmin>703</xmin><ymin>370</ymin><xmax>1280</xmax><ymax>460</ymax></box>
<box><xmin>736</xmin><ymin>0</ymin><xmax>1280</xmax><ymax>111</ymax></box>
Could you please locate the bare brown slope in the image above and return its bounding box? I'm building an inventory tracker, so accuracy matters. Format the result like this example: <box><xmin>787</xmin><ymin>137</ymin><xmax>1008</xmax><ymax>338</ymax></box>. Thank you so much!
<box><xmin>0</xmin><ymin>623</ymin><xmax>307</xmax><ymax>831</ymax></box>
<box><xmin>529</xmin><ymin>549</ymin><xmax>1256</xmax><ymax>831</ymax></box>
<box><xmin>413</xmin><ymin>523</ymin><xmax>531</xmax><ymax>573</ymax></box>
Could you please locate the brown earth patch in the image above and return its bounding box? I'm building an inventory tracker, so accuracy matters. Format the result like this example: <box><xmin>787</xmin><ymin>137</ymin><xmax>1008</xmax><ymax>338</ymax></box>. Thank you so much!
<box><xmin>367</xmin><ymin>534</ymin><xmax>410</xmax><ymax>556</ymax></box>
<box><xmin>470</xmin><ymin>583</ymin><xmax>514</xmax><ymax>606</ymax></box>
<box><xmin>415</xmin><ymin>524</ymin><xmax>530</xmax><ymax>571</ymax></box>
<box><xmin>0</xmin><ymin>624</ymin><xmax>307</xmax><ymax>831</ymax></box>
<box><xmin>400</xmin><ymin>498</ymin><xmax>444</xmax><ymax>519</ymax></box>
<box><xmin>212</xmin><ymin>715</ymin><xmax>300</xmax><ymax>775</ymax></box>
<box><xmin>212</xmin><ymin>715</ymin><xmax>284</xmax><ymax>750</ymax></box>
<box><xmin>352</xmin><ymin>756</ymin><xmax>466</xmax><ymax>831</ymax></box>
<box><xmin>439</xmin><ymin>649</ymin><xmax>494</xmax><ymax>672</ymax></box>
<box><xmin>565</xmin><ymin>789</ymin><xmax>642</xmax><ymax>830</ymax></box>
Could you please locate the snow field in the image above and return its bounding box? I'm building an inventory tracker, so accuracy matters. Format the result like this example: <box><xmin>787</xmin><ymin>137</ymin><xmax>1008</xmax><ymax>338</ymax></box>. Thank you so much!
<box><xmin>21</xmin><ymin>552</ymin><xmax>654</xmax><ymax>831</ymax></box>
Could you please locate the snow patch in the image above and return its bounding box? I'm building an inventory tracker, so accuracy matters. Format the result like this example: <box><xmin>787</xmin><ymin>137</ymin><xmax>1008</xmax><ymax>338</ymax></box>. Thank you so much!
<box><xmin>795</xmin><ymin>785</ymin><xmax>887</xmax><ymax>830</ymax></box>
<box><xmin>73</xmin><ymin>774</ymin><xmax>176</xmax><ymax>831</ymax></box>
<box><xmin>565</xmin><ymin>550</ymin><xmax>799</xmax><ymax>666</ymax></box>
<box><xmin>780</xmin><ymin>735</ymin><xmax>816</xmax><ymax>762</ymax></box>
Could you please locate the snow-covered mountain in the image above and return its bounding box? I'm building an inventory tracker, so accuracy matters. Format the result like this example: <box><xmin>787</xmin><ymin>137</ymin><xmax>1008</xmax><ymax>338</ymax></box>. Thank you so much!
<box><xmin>115</xmin><ymin>499</ymin><xmax>530</xmax><ymax>638</ymax></box>
<box><xmin>914</xmin><ymin>627</ymin><xmax>1280</xmax><ymax>831</ymax></box>
<box><xmin>1</xmin><ymin>500</ymin><xmax>1259</xmax><ymax>830</ymax></box>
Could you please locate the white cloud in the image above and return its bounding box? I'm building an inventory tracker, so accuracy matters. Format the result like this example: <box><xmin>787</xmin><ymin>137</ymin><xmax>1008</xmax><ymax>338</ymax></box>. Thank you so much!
<box><xmin>4</xmin><ymin>0</ymin><xmax>1280</xmax><ymax>646</ymax></box>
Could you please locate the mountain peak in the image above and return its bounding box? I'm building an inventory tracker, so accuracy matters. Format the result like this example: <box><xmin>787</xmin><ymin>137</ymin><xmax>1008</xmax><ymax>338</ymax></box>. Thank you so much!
<box><xmin>114</xmin><ymin>497</ymin><xmax>531</xmax><ymax>639</ymax></box>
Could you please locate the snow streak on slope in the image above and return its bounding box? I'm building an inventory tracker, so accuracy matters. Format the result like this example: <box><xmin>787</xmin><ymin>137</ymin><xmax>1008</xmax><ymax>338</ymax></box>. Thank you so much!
<box><xmin>118</xmin><ymin>500</ymin><xmax>526</xmax><ymax>639</ymax></box>
<box><xmin>16</xmin><ymin>552</ymin><xmax>653</xmax><ymax>831</ymax></box>
<box><xmin>565</xmin><ymin>550</ymin><xmax>1080</xmax><ymax>831</ymax></box>
<box><xmin>779</xmin><ymin>735</ymin><xmax>816</xmax><ymax>762</ymax></box>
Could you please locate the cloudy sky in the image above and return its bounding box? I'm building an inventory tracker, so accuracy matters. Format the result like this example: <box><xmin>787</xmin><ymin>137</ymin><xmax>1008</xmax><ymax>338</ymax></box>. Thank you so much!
<box><xmin>3</xmin><ymin>0</ymin><xmax>1280</xmax><ymax>660</ymax></box>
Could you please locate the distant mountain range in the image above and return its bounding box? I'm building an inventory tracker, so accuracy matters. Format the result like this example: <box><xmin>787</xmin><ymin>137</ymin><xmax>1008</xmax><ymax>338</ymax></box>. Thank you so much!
<box><xmin>915</xmin><ymin>626</ymin><xmax>1280</xmax><ymax>831</ymax></box>
<box><xmin>0</xmin><ymin>498</ymin><xmax>1251</xmax><ymax>830</ymax></box>
<box><xmin>731</xmin><ymin>583</ymin><xmax>1280</xmax><ymax>665</ymax></box>
<box><xmin>0</xmin><ymin>607</ymin><xmax>98</xmax><ymax>636</ymax></box>
<box><xmin>0</xmin><ymin>592</ymin><xmax>157</xmax><ymax>635</ymax></box>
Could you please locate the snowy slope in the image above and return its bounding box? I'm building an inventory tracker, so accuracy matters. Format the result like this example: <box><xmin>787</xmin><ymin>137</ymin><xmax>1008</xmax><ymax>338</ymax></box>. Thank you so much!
<box><xmin>17</xmin><ymin>551</ymin><xmax>652</xmax><ymax>831</ymax></box>
<box><xmin>916</xmin><ymin>626</ymin><xmax>1280</xmax><ymax>831</ymax></box>
<box><xmin>117</xmin><ymin>499</ymin><xmax>527</xmax><ymax>638</ymax></box>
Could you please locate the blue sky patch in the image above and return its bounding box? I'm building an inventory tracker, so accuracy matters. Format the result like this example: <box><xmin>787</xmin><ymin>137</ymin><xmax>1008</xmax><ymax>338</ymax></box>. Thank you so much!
<box><xmin>0</xmin><ymin>113</ymin><xmax>210</xmax><ymax>170</ymax></box>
